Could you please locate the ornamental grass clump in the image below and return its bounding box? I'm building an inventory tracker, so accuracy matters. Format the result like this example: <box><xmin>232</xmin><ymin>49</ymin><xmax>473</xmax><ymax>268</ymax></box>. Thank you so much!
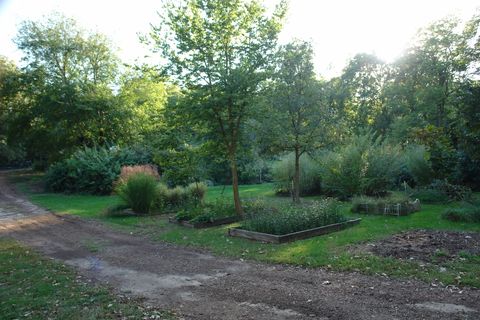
<box><xmin>242</xmin><ymin>199</ymin><xmax>345</xmax><ymax>235</ymax></box>
<box><xmin>116</xmin><ymin>173</ymin><xmax>157</xmax><ymax>214</ymax></box>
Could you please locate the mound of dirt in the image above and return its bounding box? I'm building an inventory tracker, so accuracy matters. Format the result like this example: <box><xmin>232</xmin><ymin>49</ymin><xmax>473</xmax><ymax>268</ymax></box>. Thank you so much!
<box><xmin>365</xmin><ymin>229</ymin><xmax>480</xmax><ymax>262</ymax></box>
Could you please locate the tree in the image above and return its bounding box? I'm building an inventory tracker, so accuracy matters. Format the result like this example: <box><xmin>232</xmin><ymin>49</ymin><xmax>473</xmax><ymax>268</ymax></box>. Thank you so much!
<box><xmin>0</xmin><ymin>57</ymin><xmax>26</xmax><ymax>166</ymax></box>
<box><xmin>11</xmin><ymin>13</ymin><xmax>124</xmax><ymax>164</ymax></box>
<box><xmin>339</xmin><ymin>53</ymin><xmax>388</xmax><ymax>133</ymax></box>
<box><xmin>146</xmin><ymin>0</ymin><xmax>286</xmax><ymax>215</ymax></box>
<box><xmin>117</xmin><ymin>72</ymin><xmax>169</xmax><ymax>141</ymax></box>
<box><xmin>267</xmin><ymin>41</ymin><xmax>333</xmax><ymax>202</ymax></box>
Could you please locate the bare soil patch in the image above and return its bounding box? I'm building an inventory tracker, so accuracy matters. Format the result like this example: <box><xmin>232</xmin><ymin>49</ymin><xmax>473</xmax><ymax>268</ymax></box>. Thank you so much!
<box><xmin>362</xmin><ymin>229</ymin><xmax>480</xmax><ymax>262</ymax></box>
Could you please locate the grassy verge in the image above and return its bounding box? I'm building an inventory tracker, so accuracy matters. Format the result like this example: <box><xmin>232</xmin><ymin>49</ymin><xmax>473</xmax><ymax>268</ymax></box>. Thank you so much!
<box><xmin>11</xmin><ymin>172</ymin><xmax>480</xmax><ymax>288</ymax></box>
<box><xmin>0</xmin><ymin>239</ymin><xmax>174</xmax><ymax>320</ymax></box>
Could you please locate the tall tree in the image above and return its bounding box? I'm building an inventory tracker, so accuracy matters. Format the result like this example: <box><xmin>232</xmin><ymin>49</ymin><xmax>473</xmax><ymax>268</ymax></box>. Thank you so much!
<box><xmin>146</xmin><ymin>0</ymin><xmax>286</xmax><ymax>215</ymax></box>
<box><xmin>11</xmin><ymin>13</ymin><xmax>123</xmax><ymax>164</ymax></box>
<box><xmin>339</xmin><ymin>53</ymin><xmax>387</xmax><ymax>133</ymax></box>
<box><xmin>267</xmin><ymin>41</ymin><xmax>333</xmax><ymax>202</ymax></box>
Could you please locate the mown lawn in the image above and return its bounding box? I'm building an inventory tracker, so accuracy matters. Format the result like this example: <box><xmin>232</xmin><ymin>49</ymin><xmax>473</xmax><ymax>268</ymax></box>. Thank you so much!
<box><xmin>0</xmin><ymin>239</ymin><xmax>174</xmax><ymax>320</ymax></box>
<box><xmin>11</xmin><ymin>172</ymin><xmax>480</xmax><ymax>288</ymax></box>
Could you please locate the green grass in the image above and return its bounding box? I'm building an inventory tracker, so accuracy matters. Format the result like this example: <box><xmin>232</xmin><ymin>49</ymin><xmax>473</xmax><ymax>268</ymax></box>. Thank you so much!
<box><xmin>205</xmin><ymin>183</ymin><xmax>275</xmax><ymax>201</ymax></box>
<box><xmin>0</xmin><ymin>239</ymin><xmax>174</xmax><ymax>320</ymax></box>
<box><xmin>11</xmin><ymin>172</ymin><xmax>480</xmax><ymax>288</ymax></box>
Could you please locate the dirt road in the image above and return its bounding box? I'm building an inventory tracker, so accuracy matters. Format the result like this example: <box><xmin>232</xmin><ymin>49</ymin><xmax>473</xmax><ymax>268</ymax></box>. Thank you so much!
<box><xmin>0</xmin><ymin>171</ymin><xmax>478</xmax><ymax>319</ymax></box>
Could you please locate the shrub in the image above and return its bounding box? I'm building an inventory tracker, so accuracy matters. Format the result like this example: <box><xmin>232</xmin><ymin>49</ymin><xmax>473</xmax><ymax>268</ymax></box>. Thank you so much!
<box><xmin>115</xmin><ymin>164</ymin><xmax>160</xmax><ymax>188</ymax></box>
<box><xmin>45</xmin><ymin>146</ymin><xmax>153</xmax><ymax>195</ymax></box>
<box><xmin>429</xmin><ymin>180</ymin><xmax>472</xmax><ymax>202</ymax></box>
<box><xmin>442</xmin><ymin>205</ymin><xmax>480</xmax><ymax>223</ymax></box>
<box><xmin>241</xmin><ymin>199</ymin><xmax>345</xmax><ymax>235</ymax></box>
<box><xmin>165</xmin><ymin>186</ymin><xmax>189</xmax><ymax>208</ymax></box>
<box><xmin>116</xmin><ymin>173</ymin><xmax>157</xmax><ymax>214</ymax></box>
<box><xmin>404</xmin><ymin>145</ymin><xmax>434</xmax><ymax>186</ymax></box>
<box><xmin>186</xmin><ymin>182</ymin><xmax>208</xmax><ymax>203</ymax></box>
<box><xmin>320</xmin><ymin>133</ymin><xmax>402</xmax><ymax>199</ymax></box>
<box><xmin>272</xmin><ymin>154</ymin><xmax>321</xmax><ymax>196</ymax></box>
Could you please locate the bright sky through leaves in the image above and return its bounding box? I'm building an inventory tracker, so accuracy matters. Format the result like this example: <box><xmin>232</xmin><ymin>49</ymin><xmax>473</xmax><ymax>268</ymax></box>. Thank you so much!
<box><xmin>0</xmin><ymin>0</ymin><xmax>478</xmax><ymax>78</ymax></box>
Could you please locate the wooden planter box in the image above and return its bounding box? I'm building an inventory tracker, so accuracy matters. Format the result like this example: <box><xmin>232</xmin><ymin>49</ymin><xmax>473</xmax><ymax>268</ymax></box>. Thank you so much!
<box><xmin>228</xmin><ymin>218</ymin><xmax>361</xmax><ymax>244</ymax></box>
<box><xmin>169</xmin><ymin>215</ymin><xmax>240</xmax><ymax>229</ymax></box>
<box><xmin>353</xmin><ymin>200</ymin><xmax>421</xmax><ymax>216</ymax></box>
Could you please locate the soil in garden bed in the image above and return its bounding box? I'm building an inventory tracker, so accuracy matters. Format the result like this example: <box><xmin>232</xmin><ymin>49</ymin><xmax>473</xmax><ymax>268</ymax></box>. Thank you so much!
<box><xmin>356</xmin><ymin>229</ymin><xmax>480</xmax><ymax>262</ymax></box>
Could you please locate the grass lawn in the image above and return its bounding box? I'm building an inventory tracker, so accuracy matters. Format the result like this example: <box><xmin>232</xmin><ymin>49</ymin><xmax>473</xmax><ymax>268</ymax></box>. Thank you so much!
<box><xmin>10</xmin><ymin>172</ymin><xmax>480</xmax><ymax>288</ymax></box>
<box><xmin>0</xmin><ymin>239</ymin><xmax>174</xmax><ymax>320</ymax></box>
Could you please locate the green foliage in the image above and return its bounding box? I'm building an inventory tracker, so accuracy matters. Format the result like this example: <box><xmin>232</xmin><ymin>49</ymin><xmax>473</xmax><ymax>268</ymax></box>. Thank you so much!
<box><xmin>320</xmin><ymin>133</ymin><xmax>402</xmax><ymax>198</ymax></box>
<box><xmin>9</xmin><ymin>14</ymin><xmax>127</xmax><ymax>164</ymax></box>
<box><xmin>411</xmin><ymin>125</ymin><xmax>458</xmax><ymax>180</ymax></box>
<box><xmin>116</xmin><ymin>173</ymin><xmax>157</xmax><ymax>214</ymax></box>
<box><xmin>442</xmin><ymin>204</ymin><xmax>480</xmax><ymax>223</ymax></box>
<box><xmin>404</xmin><ymin>145</ymin><xmax>433</xmax><ymax>186</ymax></box>
<box><xmin>272</xmin><ymin>153</ymin><xmax>321</xmax><ymax>195</ymax></box>
<box><xmin>156</xmin><ymin>182</ymin><xmax>208</xmax><ymax>213</ymax></box>
<box><xmin>45</xmin><ymin>146</ymin><xmax>152</xmax><ymax>195</ymax></box>
<box><xmin>266</xmin><ymin>40</ymin><xmax>333</xmax><ymax>201</ymax></box>
<box><xmin>411</xmin><ymin>180</ymin><xmax>472</xmax><ymax>203</ymax></box>
<box><xmin>242</xmin><ymin>199</ymin><xmax>345</xmax><ymax>235</ymax></box>
<box><xmin>146</xmin><ymin>0</ymin><xmax>287</xmax><ymax>214</ymax></box>
<box><xmin>175</xmin><ymin>197</ymin><xmax>236</xmax><ymax>223</ymax></box>
<box><xmin>411</xmin><ymin>188</ymin><xmax>447</xmax><ymax>204</ymax></box>
<box><xmin>186</xmin><ymin>182</ymin><xmax>208</xmax><ymax>202</ymax></box>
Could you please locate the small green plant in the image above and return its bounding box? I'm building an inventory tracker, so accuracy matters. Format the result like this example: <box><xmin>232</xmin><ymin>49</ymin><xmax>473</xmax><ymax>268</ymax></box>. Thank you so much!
<box><xmin>242</xmin><ymin>199</ymin><xmax>345</xmax><ymax>235</ymax></box>
<box><xmin>116</xmin><ymin>173</ymin><xmax>157</xmax><ymax>214</ymax></box>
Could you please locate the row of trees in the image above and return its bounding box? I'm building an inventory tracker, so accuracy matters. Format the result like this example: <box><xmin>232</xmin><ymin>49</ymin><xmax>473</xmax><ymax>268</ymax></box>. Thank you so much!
<box><xmin>1</xmin><ymin>0</ymin><xmax>480</xmax><ymax>215</ymax></box>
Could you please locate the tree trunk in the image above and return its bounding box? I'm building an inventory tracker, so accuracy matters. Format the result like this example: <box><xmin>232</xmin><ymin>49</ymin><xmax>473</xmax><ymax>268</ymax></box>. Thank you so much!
<box><xmin>293</xmin><ymin>147</ymin><xmax>301</xmax><ymax>203</ymax></box>
<box><xmin>230</xmin><ymin>157</ymin><xmax>244</xmax><ymax>216</ymax></box>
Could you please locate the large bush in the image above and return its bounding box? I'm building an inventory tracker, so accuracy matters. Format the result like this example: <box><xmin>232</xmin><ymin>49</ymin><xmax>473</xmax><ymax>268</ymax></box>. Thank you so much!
<box><xmin>404</xmin><ymin>145</ymin><xmax>433</xmax><ymax>186</ymax></box>
<box><xmin>45</xmin><ymin>146</ymin><xmax>153</xmax><ymax>195</ymax></box>
<box><xmin>272</xmin><ymin>154</ymin><xmax>321</xmax><ymax>196</ymax></box>
<box><xmin>116</xmin><ymin>173</ymin><xmax>157</xmax><ymax>214</ymax></box>
<box><xmin>319</xmin><ymin>133</ymin><xmax>402</xmax><ymax>199</ymax></box>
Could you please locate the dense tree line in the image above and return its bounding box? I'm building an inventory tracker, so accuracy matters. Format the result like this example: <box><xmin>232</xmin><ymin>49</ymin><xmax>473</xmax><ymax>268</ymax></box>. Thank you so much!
<box><xmin>1</xmin><ymin>1</ymin><xmax>480</xmax><ymax>212</ymax></box>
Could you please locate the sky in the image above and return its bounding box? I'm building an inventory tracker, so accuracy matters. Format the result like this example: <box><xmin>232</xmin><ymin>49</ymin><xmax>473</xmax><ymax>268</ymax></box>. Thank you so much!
<box><xmin>0</xmin><ymin>0</ymin><xmax>478</xmax><ymax>78</ymax></box>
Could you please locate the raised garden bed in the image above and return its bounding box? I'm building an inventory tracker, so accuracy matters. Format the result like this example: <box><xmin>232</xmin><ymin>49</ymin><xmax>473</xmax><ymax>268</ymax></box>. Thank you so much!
<box><xmin>169</xmin><ymin>215</ymin><xmax>240</xmax><ymax>229</ymax></box>
<box><xmin>352</xmin><ymin>200</ymin><xmax>421</xmax><ymax>216</ymax></box>
<box><xmin>228</xmin><ymin>218</ymin><xmax>361</xmax><ymax>243</ymax></box>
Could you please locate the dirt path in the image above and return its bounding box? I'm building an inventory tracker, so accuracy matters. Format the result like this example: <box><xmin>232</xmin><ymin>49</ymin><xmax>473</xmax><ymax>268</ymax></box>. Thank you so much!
<box><xmin>0</xmin><ymin>171</ymin><xmax>479</xmax><ymax>320</ymax></box>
